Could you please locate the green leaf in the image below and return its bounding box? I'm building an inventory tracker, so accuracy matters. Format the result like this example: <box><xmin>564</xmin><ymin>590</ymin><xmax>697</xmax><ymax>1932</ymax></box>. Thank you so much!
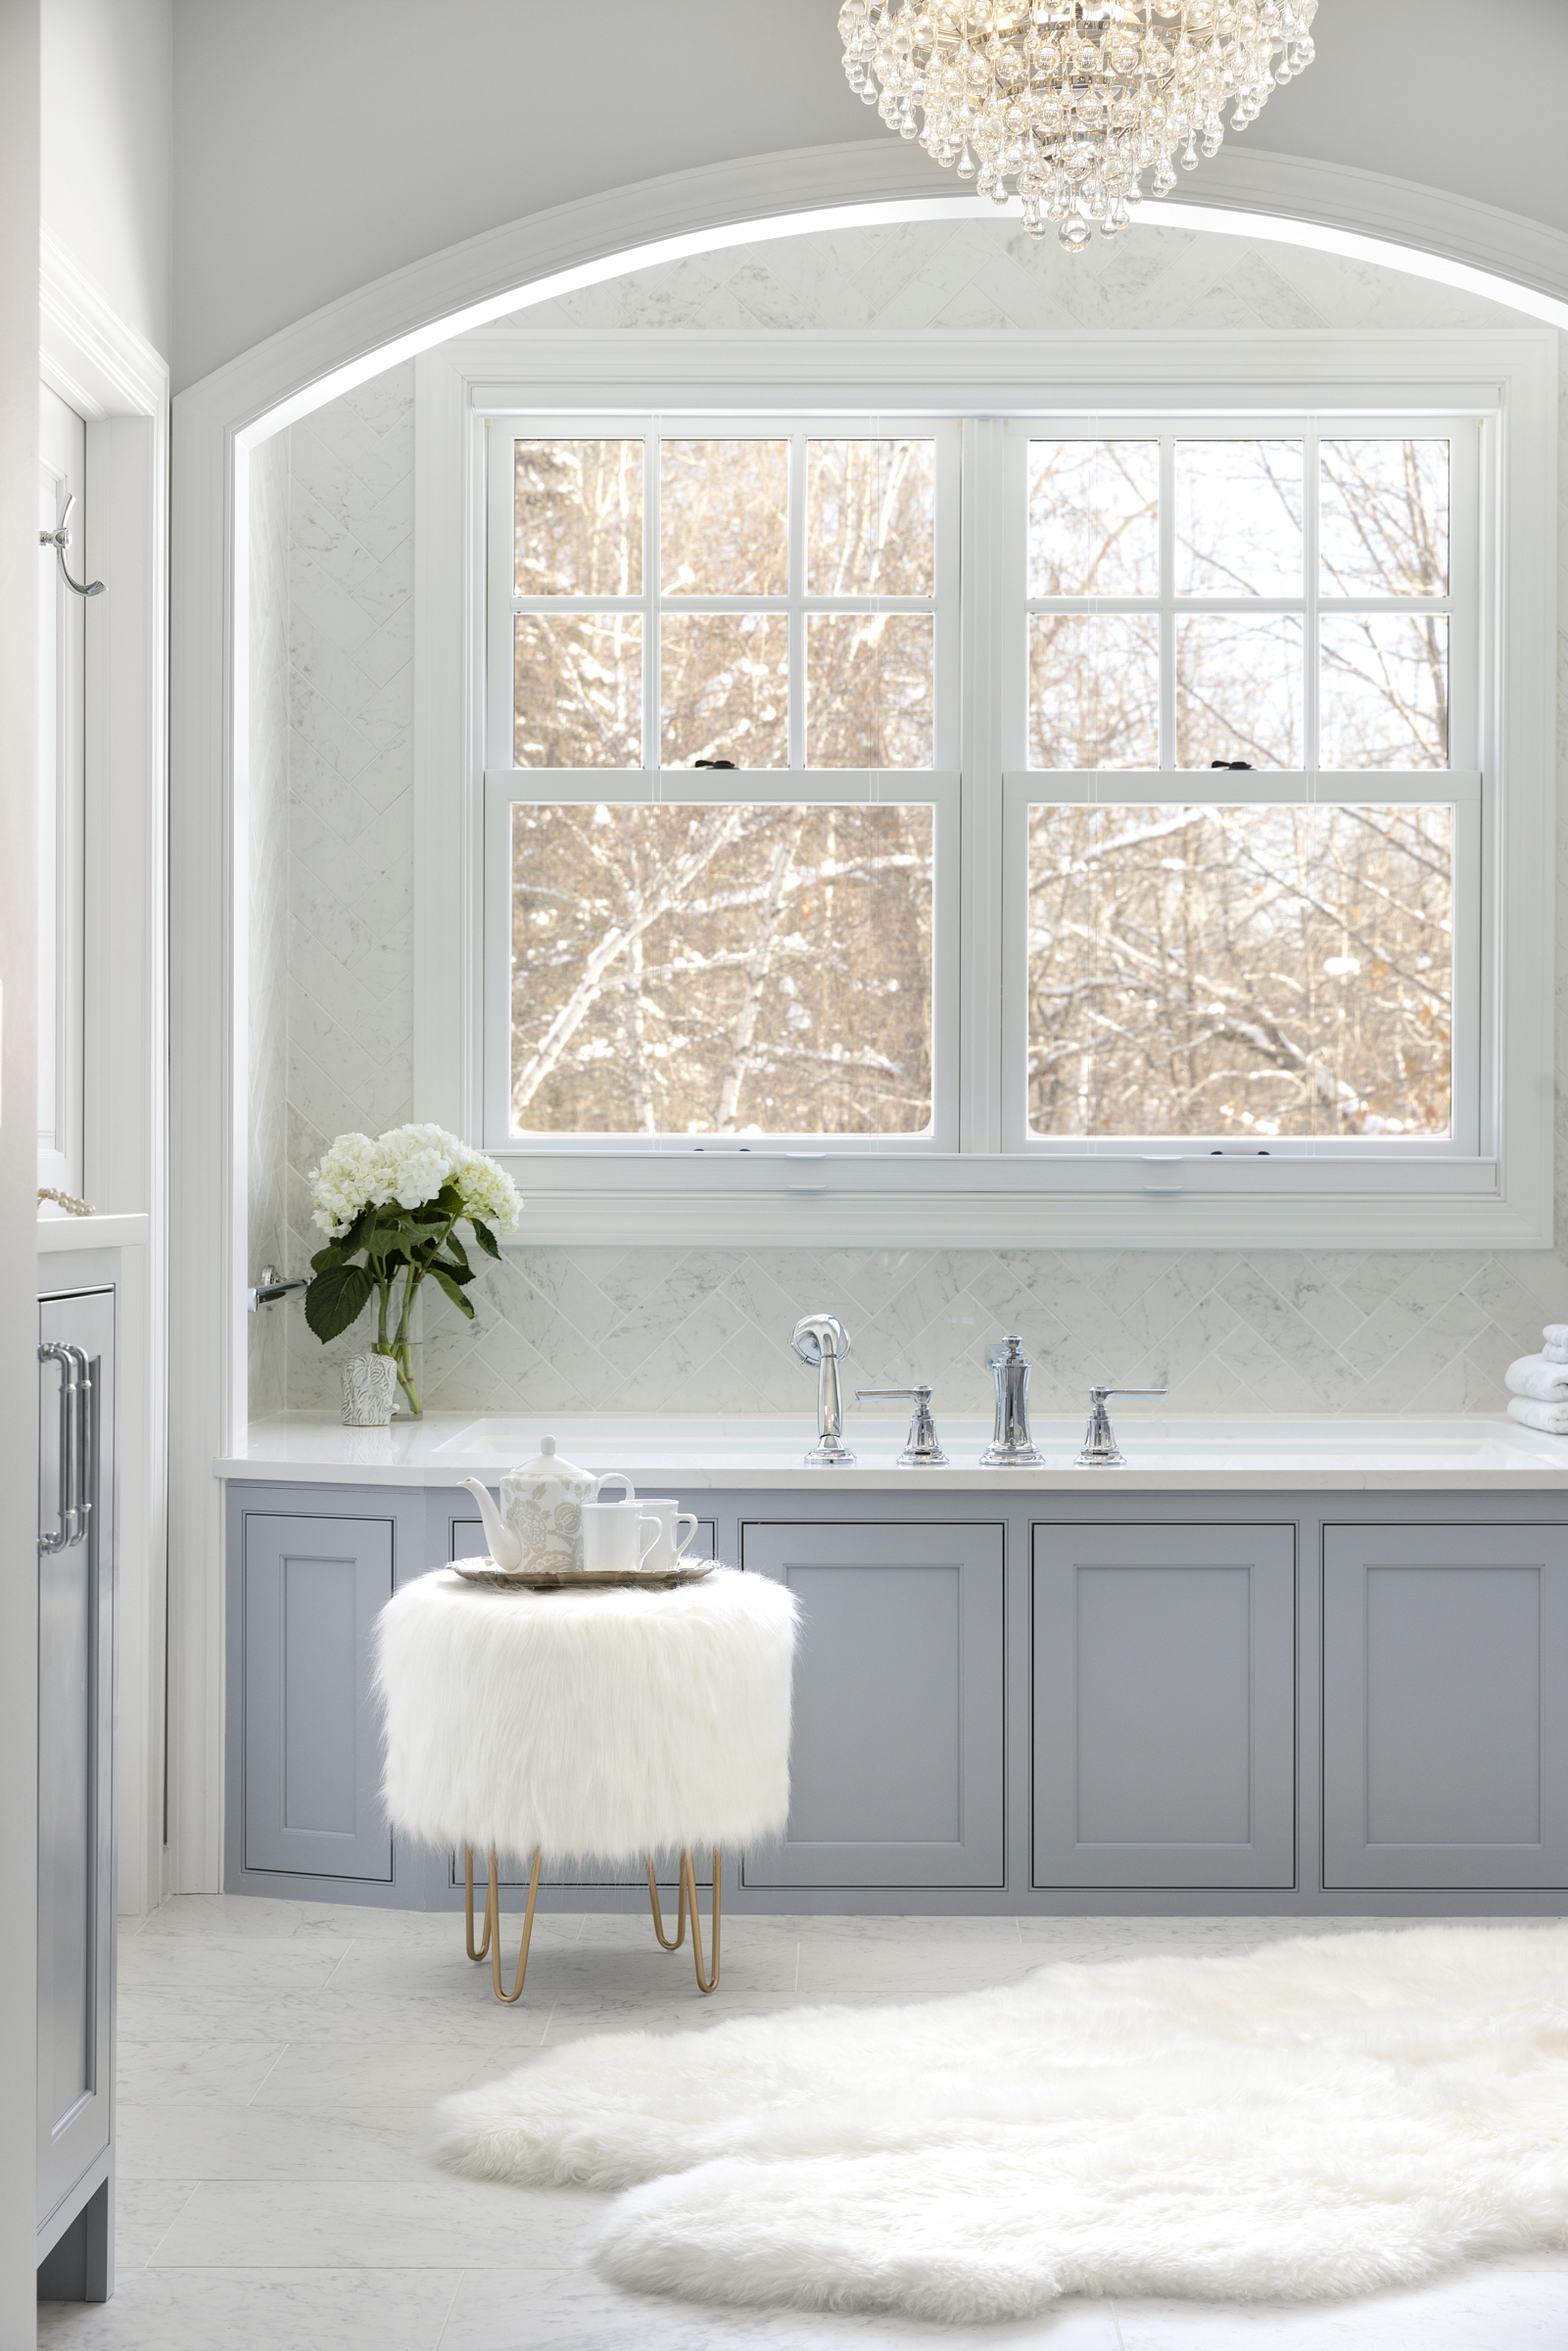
<box><xmin>310</xmin><ymin>1244</ymin><xmax>348</xmax><ymax>1273</ymax></box>
<box><xmin>304</xmin><ymin>1263</ymin><xmax>375</xmax><ymax>1343</ymax></box>
<box><xmin>434</xmin><ymin>1255</ymin><xmax>474</xmax><ymax>1284</ymax></box>
<box><xmin>338</xmin><ymin>1207</ymin><xmax>374</xmax><ymax>1254</ymax></box>
<box><xmin>468</xmin><ymin>1218</ymin><xmax>501</xmax><ymax>1261</ymax></box>
<box><xmin>446</xmin><ymin>1230</ymin><xmax>471</xmax><ymax>1273</ymax></box>
<box><xmin>429</xmin><ymin>1265</ymin><xmax>477</xmax><ymax>1319</ymax></box>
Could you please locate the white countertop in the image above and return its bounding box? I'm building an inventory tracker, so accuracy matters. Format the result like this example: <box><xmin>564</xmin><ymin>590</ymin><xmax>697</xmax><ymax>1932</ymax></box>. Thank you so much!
<box><xmin>38</xmin><ymin>1212</ymin><xmax>149</xmax><ymax>1253</ymax></box>
<box><xmin>219</xmin><ymin>1410</ymin><xmax>1568</xmax><ymax>1491</ymax></box>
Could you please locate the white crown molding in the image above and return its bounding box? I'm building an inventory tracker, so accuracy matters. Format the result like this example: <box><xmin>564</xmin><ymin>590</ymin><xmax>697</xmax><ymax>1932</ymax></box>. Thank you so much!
<box><xmin>39</xmin><ymin>224</ymin><xmax>166</xmax><ymax>421</ymax></box>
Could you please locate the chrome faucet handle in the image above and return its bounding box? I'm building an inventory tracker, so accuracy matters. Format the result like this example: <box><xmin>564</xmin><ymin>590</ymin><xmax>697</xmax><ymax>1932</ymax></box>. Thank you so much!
<box><xmin>1076</xmin><ymin>1384</ymin><xmax>1168</xmax><ymax>1468</ymax></box>
<box><xmin>793</xmin><ymin>1312</ymin><xmax>855</xmax><ymax>1465</ymax></box>
<box><xmin>856</xmin><ymin>1386</ymin><xmax>948</xmax><ymax>1466</ymax></box>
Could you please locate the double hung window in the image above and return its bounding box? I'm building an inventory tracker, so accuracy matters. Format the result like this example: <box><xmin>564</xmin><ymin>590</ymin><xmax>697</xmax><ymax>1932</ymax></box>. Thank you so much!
<box><xmin>462</xmin><ymin>366</ymin><xmax>1534</xmax><ymax>1241</ymax></box>
<box><xmin>485</xmin><ymin>418</ymin><xmax>960</xmax><ymax>1150</ymax></box>
<box><xmin>1006</xmin><ymin>422</ymin><xmax>1475</xmax><ymax>1157</ymax></box>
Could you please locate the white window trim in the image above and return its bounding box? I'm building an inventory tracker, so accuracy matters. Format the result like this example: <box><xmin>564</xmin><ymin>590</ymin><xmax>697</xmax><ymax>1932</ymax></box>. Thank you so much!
<box><xmin>413</xmin><ymin>326</ymin><xmax>1557</xmax><ymax>1248</ymax></box>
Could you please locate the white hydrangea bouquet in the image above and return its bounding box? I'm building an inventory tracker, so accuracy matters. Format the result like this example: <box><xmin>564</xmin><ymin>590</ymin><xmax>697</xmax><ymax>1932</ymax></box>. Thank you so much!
<box><xmin>304</xmin><ymin>1124</ymin><xmax>521</xmax><ymax>1417</ymax></box>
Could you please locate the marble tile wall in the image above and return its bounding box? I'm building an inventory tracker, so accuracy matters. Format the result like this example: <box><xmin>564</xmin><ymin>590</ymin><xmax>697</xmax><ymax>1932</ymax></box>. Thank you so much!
<box><xmin>246</xmin><ymin>433</ymin><xmax>291</xmax><ymax>1416</ymax></box>
<box><xmin>254</xmin><ymin>220</ymin><xmax>1568</xmax><ymax>1420</ymax></box>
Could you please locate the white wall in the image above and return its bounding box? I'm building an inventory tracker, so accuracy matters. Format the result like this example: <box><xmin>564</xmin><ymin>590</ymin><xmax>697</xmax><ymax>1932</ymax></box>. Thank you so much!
<box><xmin>248</xmin><ymin>216</ymin><xmax>1568</xmax><ymax>1428</ymax></box>
<box><xmin>1</xmin><ymin>3</ymin><xmax>42</xmax><ymax>2322</ymax></box>
<box><xmin>43</xmin><ymin>0</ymin><xmax>173</xmax><ymax>358</ymax></box>
<box><xmin>168</xmin><ymin>0</ymin><xmax>1568</xmax><ymax>394</ymax></box>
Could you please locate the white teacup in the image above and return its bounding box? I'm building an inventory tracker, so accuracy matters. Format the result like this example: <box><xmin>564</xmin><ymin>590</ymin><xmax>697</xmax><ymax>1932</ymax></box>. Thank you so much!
<box><xmin>615</xmin><ymin>1497</ymin><xmax>698</xmax><ymax>1572</ymax></box>
<box><xmin>581</xmin><ymin>1501</ymin><xmax>659</xmax><ymax>1574</ymax></box>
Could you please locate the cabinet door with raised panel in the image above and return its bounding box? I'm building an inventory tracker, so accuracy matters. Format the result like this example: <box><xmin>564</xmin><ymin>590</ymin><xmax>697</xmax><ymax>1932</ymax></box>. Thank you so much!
<box><xmin>1324</xmin><ymin>1522</ymin><xmax>1568</xmax><ymax>1889</ymax></box>
<box><xmin>243</xmin><ymin>1513</ymin><xmax>394</xmax><ymax>1881</ymax></box>
<box><xmin>1033</xmin><ymin>1522</ymin><xmax>1296</xmax><ymax>1889</ymax></box>
<box><xmin>741</xmin><ymin>1520</ymin><xmax>1005</xmax><ymax>1889</ymax></box>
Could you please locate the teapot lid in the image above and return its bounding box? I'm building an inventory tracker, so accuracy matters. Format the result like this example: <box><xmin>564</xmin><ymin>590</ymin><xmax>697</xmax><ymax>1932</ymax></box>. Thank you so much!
<box><xmin>510</xmin><ymin>1432</ymin><xmax>594</xmax><ymax>1483</ymax></box>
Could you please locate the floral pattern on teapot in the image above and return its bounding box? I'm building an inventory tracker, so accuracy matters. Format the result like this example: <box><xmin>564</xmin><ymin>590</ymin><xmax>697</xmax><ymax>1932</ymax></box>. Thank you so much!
<box><xmin>460</xmin><ymin>1436</ymin><xmax>633</xmax><ymax>1574</ymax></box>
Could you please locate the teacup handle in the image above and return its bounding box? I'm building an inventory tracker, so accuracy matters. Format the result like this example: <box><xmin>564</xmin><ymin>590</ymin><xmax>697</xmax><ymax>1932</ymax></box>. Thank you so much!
<box><xmin>671</xmin><ymin>1512</ymin><xmax>698</xmax><ymax>1562</ymax></box>
<box><xmin>594</xmin><ymin>1470</ymin><xmax>635</xmax><ymax>1504</ymax></box>
<box><xmin>636</xmin><ymin>1514</ymin><xmax>660</xmax><ymax>1567</ymax></box>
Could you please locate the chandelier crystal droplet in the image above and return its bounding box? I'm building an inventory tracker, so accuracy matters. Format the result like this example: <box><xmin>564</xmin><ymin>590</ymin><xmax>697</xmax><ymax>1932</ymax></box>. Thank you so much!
<box><xmin>838</xmin><ymin>0</ymin><xmax>1317</xmax><ymax>253</ymax></box>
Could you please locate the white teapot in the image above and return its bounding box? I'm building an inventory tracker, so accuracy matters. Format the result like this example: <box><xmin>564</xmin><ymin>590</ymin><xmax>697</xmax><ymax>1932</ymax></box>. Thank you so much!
<box><xmin>461</xmin><ymin>1436</ymin><xmax>633</xmax><ymax>1574</ymax></box>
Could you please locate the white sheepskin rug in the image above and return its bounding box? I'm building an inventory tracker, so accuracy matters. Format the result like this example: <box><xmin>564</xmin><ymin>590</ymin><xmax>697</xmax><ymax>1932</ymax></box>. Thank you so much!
<box><xmin>434</xmin><ymin>1923</ymin><xmax>1568</xmax><ymax>2324</ymax></box>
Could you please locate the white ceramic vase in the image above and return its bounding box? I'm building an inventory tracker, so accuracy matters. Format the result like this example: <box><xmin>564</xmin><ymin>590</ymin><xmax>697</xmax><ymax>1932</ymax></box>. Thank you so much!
<box><xmin>341</xmin><ymin>1350</ymin><xmax>400</xmax><ymax>1427</ymax></box>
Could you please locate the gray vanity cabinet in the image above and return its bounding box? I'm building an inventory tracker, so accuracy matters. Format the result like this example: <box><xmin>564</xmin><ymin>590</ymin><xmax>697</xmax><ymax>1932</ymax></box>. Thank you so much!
<box><xmin>739</xmin><ymin>1520</ymin><xmax>1006</xmax><ymax>1889</ymax></box>
<box><xmin>241</xmin><ymin>1513</ymin><xmax>394</xmax><ymax>1881</ymax></box>
<box><xmin>1032</xmin><ymin>1522</ymin><xmax>1296</xmax><ymax>1889</ymax></box>
<box><xmin>1323</xmin><ymin>1523</ymin><xmax>1568</xmax><ymax>1890</ymax></box>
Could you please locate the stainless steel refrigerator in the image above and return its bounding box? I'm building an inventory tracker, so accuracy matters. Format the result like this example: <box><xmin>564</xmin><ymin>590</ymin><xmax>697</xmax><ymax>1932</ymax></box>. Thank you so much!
<box><xmin>35</xmin><ymin>1282</ymin><xmax>116</xmax><ymax>2302</ymax></box>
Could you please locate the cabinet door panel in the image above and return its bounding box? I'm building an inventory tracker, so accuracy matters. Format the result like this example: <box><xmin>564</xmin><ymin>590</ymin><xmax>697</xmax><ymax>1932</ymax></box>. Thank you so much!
<box><xmin>1323</xmin><ymin>1524</ymin><xmax>1568</xmax><ymax>1888</ymax></box>
<box><xmin>243</xmin><ymin>1514</ymin><xmax>393</xmax><ymax>1880</ymax></box>
<box><xmin>36</xmin><ymin>1287</ymin><xmax>116</xmax><ymax>2237</ymax></box>
<box><xmin>740</xmin><ymin>1521</ymin><xmax>1004</xmax><ymax>1888</ymax></box>
<box><xmin>1033</xmin><ymin>1523</ymin><xmax>1295</xmax><ymax>1888</ymax></box>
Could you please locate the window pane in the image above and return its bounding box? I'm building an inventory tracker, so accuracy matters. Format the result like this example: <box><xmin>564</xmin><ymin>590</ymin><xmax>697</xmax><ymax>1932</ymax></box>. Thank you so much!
<box><xmin>1175</xmin><ymin>614</ymin><xmax>1303</xmax><ymax>770</ymax></box>
<box><xmin>808</xmin><ymin>439</ymin><xmax>934</xmax><ymax>596</ymax></box>
<box><xmin>1175</xmin><ymin>440</ymin><xmax>1303</xmax><ymax>597</ymax></box>
<box><xmin>1321</xmin><ymin>615</ymin><xmax>1449</xmax><ymax>771</ymax></box>
<box><xmin>660</xmin><ymin>614</ymin><xmax>788</xmax><ymax>769</ymax></box>
<box><xmin>510</xmin><ymin>802</ymin><xmax>933</xmax><ymax>1135</ymax></box>
<box><xmin>514</xmin><ymin>614</ymin><xmax>641</xmax><ymax>767</ymax></box>
<box><xmin>1026</xmin><ymin>802</ymin><xmax>1452</xmax><ymax>1139</ymax></box>
<box><xmin>661</xmin><ymin>440</ymin><xmax>788</xmax><ymax>596</ymax></box>
<box><xmin>1029</xmin><ymin>614</ymin><xmax>1159</xmax><ymax>770</ymax></box>
<box><xmin>1028</xmin><ymin>440</ymin><xmax>1159</xmax><ymax>599</ymax></box>
<box><xmin>1321</xmin><ymin>439</ymin><xmax>1449</xmax><ymax>596</ymax></box>
<box><xmin>514</xmin><ymin>440</ymin><xmax>641</xmax><ymax>597</ymax></box>
<box><xmin>807</xmin><ymin>613</ymin><xmax>933</xmax><ymax>767</ymax></box>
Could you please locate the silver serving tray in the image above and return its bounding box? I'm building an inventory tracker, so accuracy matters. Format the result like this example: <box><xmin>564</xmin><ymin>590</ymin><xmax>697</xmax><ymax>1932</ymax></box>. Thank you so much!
<box><xmin>450</xmin><ymin>1559</ymin><xmax>715</xmax><ymax>1593</ymax></box>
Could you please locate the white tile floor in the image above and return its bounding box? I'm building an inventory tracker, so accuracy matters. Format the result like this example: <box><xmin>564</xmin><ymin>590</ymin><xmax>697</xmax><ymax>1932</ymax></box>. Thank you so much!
<box><xmin>39</xmin><ymin>1899</ymin><xmax>1568</xmax><ymax>2349</ymax></box>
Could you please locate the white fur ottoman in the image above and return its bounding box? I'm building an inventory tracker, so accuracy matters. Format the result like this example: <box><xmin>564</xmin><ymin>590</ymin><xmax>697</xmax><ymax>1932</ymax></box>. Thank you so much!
<box><xmin>375</xmin><ymin>1565</ymin><xmax>798</xmax><ymax>2000</ymax></box>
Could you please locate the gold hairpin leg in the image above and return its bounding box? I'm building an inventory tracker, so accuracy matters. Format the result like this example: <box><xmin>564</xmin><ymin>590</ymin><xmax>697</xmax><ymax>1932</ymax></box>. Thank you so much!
<box><xmin>486</xmin><ymin>1844</ymin><xmax>543</xmax><ymax>2003</ymax></box>
<box><xmin>645</xmin><ymin>1856</ymin><xmax>689</xmax><ymax>1951</ymax></box>
<box><xmin>463</xmin><ymin>1844</ymin><xmax>493</xmax><ymax>1962</ymax></box>
<box><xmin>684</xmin><ymin>1848</ymin><xmax>721</xmax><ymax>1994</ymax></box>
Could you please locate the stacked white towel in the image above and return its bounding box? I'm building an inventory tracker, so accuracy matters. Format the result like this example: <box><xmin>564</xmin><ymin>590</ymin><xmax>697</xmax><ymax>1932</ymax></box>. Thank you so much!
<box><xmin>1506</xmin><ymin>1344</ymin><xmax>1568</xmax><ymax>1434</ymax></box>
<box><xmin>1544</xmin><ymin>1324</ymin><xmax>1568</xmax><ymax>1365</ymax></box>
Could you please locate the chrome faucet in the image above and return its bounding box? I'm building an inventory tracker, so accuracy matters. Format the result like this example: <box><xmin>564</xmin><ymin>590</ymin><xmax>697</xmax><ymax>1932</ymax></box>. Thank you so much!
<box><xmin>981</xmin><ymin>1335</ymin><xmax>1043</xmax><ymax>1466</ymax></box>
<box><xmin>793</xmin><ymin>1313</ymin><xmax>854</xmax><ymax>1465</ymax></box>
<box><xmin>1075</xmin><ymin>1384</ymin><xmax>1169</xmax><ymax>1467</ymax></box>
<box><xmin>855</xmin><ymin>1386</ymin><xmax>948</xmax><ymax>1465</ymax></box>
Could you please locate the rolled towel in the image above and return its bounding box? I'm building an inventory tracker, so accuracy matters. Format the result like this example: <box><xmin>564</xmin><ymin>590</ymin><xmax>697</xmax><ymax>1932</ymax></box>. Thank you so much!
<box><xmin>1505</xmin><ymin>1354</ymin><xmax>1568</xmax><ymax>1403</ymax></box>
<box><xmin>1544</xmin><ymin>1324</ymin><xmax>1568</xmax><ymax>1364</ymax></box>
<box><xmin>1508</xmin><ymin>1396</ymin><xmax>1568</xmax><ymax>1436</ymax></box>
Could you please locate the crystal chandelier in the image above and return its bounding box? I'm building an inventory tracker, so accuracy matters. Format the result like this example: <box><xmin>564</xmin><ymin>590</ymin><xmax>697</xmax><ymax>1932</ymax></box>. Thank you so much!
<box><xmin>838</xmin><ymin>1</ymin><xmax>1318</xmax><ymax>253</ymax></box>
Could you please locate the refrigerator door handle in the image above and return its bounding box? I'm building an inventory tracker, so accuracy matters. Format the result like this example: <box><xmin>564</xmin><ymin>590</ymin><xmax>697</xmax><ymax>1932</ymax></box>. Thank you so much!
<box><xmin>72</xmin><ymin>1345</ymin><xmax>94</xmax><ymax>1548</ymax></box>
<box><xmin>38</xmin><ymin>1341</ymin><xmax>77</xmax><ymax>1554</ymax></box>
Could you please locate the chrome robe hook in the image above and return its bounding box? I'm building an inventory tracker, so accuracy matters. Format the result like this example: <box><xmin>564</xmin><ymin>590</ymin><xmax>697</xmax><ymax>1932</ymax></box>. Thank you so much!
<box><xmin>39</xmin><ymin>491</ymin><xmax>104</xmax><ymax>598</ymax></box>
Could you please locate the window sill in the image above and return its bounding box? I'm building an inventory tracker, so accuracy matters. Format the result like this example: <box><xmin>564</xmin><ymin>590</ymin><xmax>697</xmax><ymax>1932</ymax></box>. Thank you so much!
<box><xmin>494</xmin><ymin>1153</ymin><xmax>1542</xmax><ymax>1251</ymax></box>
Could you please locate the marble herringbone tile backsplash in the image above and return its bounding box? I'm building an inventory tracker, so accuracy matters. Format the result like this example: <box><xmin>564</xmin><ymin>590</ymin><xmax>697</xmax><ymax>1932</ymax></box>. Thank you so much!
<box><xmin>249</xmin><ymin>218</ymin><xmax>1568</xmax><ymax>1425</ymax></box>
<box><xmin>279</xmin><ymin>1242</ymin><xmax>1567</xmax><ymax>1422</ymax></box>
